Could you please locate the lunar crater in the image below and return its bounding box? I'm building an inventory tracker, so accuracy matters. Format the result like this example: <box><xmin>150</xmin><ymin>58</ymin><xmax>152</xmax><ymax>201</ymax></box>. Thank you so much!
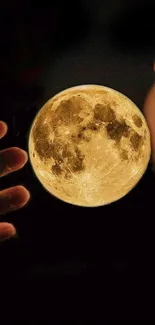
<box><xmin>51</xmin><ymin>95</ymin><xmax>91</xmax><ymax>127</ymax></box>
<box><xmin>106</xmin><ymin>119</ymin><xmax>130</xmax><ymax>142</ymax></box>
<box><xmin>132</xmin><ymin>114</ymin><xmax>143</xmax><ymax>128</ymax></box>
<box><xmin>130</xmin><ymin>131</ymin><xmax>143</xmax><ymax>151</ymax></box>
<box><xmin>94</xmin><ymin>103</ymin><xmax>116</xmax><ymax>122</ymax></box>
<box><xmin>120</xmin><ymin>149</ymin><xmax>129</xmax><ymax>161</ymax></box>
<box><xmin>29</xmin><ymin>85</ymin><xmax>150</xmax><ymax>207</ymax></box>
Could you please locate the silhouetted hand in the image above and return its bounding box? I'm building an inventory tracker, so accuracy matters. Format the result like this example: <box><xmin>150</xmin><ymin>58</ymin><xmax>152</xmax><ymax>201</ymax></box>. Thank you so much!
<box><xmin>0</xmin><ymin>121</ymin><xmax>30</xmax><ymax>241</ymax></box>
<box><xmin>143</xmin><ymin>63</ymin><xmax>155</xmax><ymax>167</ymax></box>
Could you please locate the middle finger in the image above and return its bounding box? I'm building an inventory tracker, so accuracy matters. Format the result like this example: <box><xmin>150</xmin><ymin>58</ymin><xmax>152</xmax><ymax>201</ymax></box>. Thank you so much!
<box><xmin>0</xmin><ymin>147</ymin><xmax>28</xmax><ymax>177</ymax></box>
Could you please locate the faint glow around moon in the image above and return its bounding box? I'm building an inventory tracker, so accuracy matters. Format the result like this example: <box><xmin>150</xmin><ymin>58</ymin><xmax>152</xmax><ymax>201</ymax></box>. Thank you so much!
<box><xmin>28</xmin><ymin>85</ymin><xmax>151</xmax><ymax>207</ymax></box>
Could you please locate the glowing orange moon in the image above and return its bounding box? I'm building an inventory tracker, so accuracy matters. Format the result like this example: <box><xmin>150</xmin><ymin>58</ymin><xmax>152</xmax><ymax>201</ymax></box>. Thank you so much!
<box><xmin>28</xmin><ymin>85</ymin><xmax>151</xmax><ymax>207</ymax></box>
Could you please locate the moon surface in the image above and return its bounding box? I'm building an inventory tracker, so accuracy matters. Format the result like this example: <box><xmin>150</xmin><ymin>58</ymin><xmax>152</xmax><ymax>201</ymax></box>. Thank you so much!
<box><xmin>28</xmin><ymin>85</ymin><xmax>151</xmax><ymax>207</ymax></box>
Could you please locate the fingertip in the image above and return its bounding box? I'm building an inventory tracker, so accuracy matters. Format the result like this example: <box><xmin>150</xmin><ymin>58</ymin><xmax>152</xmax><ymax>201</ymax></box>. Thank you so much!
<box><xmin>11</xmin><ymin>147</ymin><xmax>28</xmax><ymax>165</ymax></box>
<box><xmin>0</xmin><ymin>222</ymin><xmax>16</xmax><ymax>242</ymax></box>
<box><xmin>20</xmin><ymin>185</ymin><xmax>30</xmax><ymax>201</ymax></box>
<box><xmin>0</xmin><ymin>121</ymin><xmax>8</xmax><ymax>139</ymax></box>
<box><xmin>19</xmin><ymin>149</ymin><xmax>28</xmax><ymax>166</ymax></box>
<box><xmin>1</xmin><ymin>121</ymin><xmax>8</xmax><ymax>132</ymax></box>
<box><xmin>0</xmin><ymin>148</ymin><xmax>29</xmax><ymax>176</ymax></box>
<box><xmin>13</xmin><ymin>185</ymin><xmax>30</xmax><ymax>205</ymax></box>
<box><xmin>0</xmin><ymin>185</ymin><xmax>31</xmax><ymax>215</ymax></box>
<box><xmin>19</xmin><ymin>148</ymin><xmax>28</xmax><ymax>158</ymax></box>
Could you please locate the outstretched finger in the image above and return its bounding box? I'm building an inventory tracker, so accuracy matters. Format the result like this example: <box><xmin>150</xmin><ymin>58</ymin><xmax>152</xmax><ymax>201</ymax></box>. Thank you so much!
<box><xmin>0</xmin><ymin>147</ymin><xmax>28</xmax><ymax>177</ymax></box>
<box><xmin>0</xmin><ymin>185</ymin><xmax>30</xmax><ymax>215</ymax></box>
<box><xmin>0</xmin><ymin>121</ymin><xmax>8</xmax><ymax>139</ymax></box>
<box><xmin>0</xmin><ymin>222</ymin><xmax>16</xmax><ymax>242</ymax></box>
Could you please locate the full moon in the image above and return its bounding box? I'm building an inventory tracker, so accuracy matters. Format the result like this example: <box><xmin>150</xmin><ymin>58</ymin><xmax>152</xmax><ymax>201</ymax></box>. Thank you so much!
<box><xmin>28</xmin><ymin>85</ymin><xmax>151</xmax><ymax>207</ymax></box>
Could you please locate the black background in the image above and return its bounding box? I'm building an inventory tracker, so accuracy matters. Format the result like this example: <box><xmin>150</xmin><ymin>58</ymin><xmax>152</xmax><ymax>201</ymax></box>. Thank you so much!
<box><xmin>0</xmin><ymin>0</ymin><xmax>155</xmax><ymax>320</ymax></box>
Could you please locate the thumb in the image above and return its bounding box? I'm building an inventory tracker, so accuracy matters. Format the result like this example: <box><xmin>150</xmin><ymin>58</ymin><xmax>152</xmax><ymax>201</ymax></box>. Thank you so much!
<box><xmin>143</xmin><ymin>65</ymin><xmax>155</xmax><ymax>166</ymax></box>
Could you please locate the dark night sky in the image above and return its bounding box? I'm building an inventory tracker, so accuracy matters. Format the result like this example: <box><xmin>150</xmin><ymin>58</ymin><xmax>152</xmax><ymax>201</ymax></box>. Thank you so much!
<box><xmin>0</xmin><ymin>0</ymin><xmax>155</xmax><ymax>320</ymax></box>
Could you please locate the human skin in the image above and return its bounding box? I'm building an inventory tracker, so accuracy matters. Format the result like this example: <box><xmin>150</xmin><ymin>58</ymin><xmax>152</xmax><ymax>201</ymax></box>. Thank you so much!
<box><xmin>143</xmin><ymin>63</ymin><xmax>155</xmax><ymax>166</ymax></box>
<box><xmin>0</xmin><ymin>121</ymin><xmax>30</xmax><ymax>241</ymax></box>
